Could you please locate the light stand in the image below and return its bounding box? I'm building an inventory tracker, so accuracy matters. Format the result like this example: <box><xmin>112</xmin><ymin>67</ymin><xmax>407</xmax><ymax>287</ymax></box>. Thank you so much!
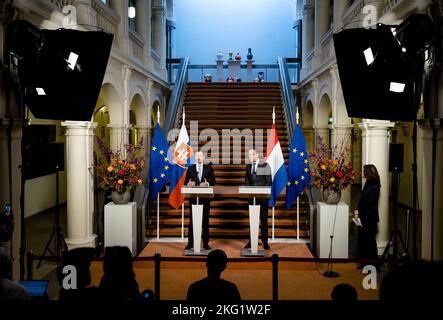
<box><xmin>382</xmin><ymin>170</ymin><xmax>407</xmax><ymax>264</ymax></box>
<box><xmin>9</xmin><ymin>51</ymin><xmax>27</xmax><ymax>280</ymax></box>
<box><xmin>37</xmin><ymin>165</ymin><xmax>67</xmax><ymax>267</ymax></box>
<box><xmin>323</xmin><ymin>205</ymin><xmax>339</xmax><ymax>278</ymax></box>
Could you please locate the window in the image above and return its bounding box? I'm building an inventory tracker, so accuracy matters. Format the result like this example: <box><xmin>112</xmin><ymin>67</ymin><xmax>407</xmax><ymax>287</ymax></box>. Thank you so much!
<box><xmin>128</xmin><ymin>0</ymin><xmax>137</xmax><ymax>30</ymax></box>
<box><xmin>100</xmin><ymin>0</ymin><xmax>109</xmax><ymax>5</ymax></box>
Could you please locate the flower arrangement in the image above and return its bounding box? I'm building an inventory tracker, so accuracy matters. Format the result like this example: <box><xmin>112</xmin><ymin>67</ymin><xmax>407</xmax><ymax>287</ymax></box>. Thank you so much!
<box><xmin>94</xmin><ymin>137</ymin><xmax>146</xmax><ymax>193</ymax></box>
<box><xmin>309</xmin><ymin>136</ymin><xmax>359</xmax><ymax>191</ymax></box>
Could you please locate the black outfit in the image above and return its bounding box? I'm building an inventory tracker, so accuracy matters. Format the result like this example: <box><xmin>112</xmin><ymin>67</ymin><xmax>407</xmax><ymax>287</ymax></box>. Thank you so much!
<box><xmin>245</xmin><ymin>161</ymin><xmax>272</xmax><ymax>245</ymax></box>
<box><xmin>186</xmin><ymin>277</ymin><xmax>241</xmax><ymax>302</ymax></box>
<box><xmin>356</xmin><ymin>179</ymin><xmax>380</xmax><ymax>260</ymax></box>
<box><xmin>184</xmin><ymin>163</ymin><xmax>216</xmax><ymax>248</ymax></box>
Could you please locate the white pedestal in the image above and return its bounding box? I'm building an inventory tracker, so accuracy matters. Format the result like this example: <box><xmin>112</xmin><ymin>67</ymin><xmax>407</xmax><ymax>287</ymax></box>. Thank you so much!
<box><xmin>227</xmin><ymin>60</ymin><xmax>241</xmax><ymax>80</ymax></box>
<box><xmin>249</xmin><ymin>205</ymin><xmax>260</xmax><ymax>254</ymax></box>
<box><xmin>246</xmin><ymin>60</ymin><xmax>254</xmax><ymax>82</ymax></box>
<box><xmin>216</xmin><ymin>60</ymin><xmax>224</xmax><ymax>82</ymax></box>
<box><xmin>104</xmin><ymin>202</ymin><xmax>137</xmax><ymax>256</ymax></box>
<box><xmin>316</xmin><ymin>202</ymin><xmax>349</xmax><ymax>259</ymax></box>
<box><xmin>191</xmin><ymin>204</ymin><xmax>203</xmax><ymax>254</ymax></box>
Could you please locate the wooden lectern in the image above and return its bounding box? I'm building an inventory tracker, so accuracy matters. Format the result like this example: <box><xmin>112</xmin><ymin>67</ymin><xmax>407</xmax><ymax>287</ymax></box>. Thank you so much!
<box><xmin>238</xmin><ymin>186</ymin><xmax>271</xmax><ymax>256</ymax></box>
<box><xmin>181</xmin><ymin>186</ymin><xmax>214</xmax><ymax>256</ymax></box>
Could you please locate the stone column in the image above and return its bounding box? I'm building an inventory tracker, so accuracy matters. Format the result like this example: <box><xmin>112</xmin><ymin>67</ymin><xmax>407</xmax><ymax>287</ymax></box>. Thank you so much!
<box><xmin>134</xmin><ymin>125</ymin><xmax>149</xmax><ymax>155</ymax></box>
<box><xmin>330</xmin><ymin>124</ymin><xmax>354</xmax><ymax>209</ymax></box>
<box><xmin>314</xmin><ymin>126</ymin><xmax>329</xmax><ymax>149</ymax></box>
<box><xmin>0</xmin><ymin>120</ymin><xmax>22</xmax><ymax>279</ymax></box>
<box><xmin>152</xmin><ymin>0</ymin><xmax>167</xmax><ymax>73</ymax></box>
<box><xmin>135</xmin><ymin>0</ymin><xmax>149</xmax><ymax>65</ymax></box>
<box><xmin>61</xmin><ymin>121</ymin><xmax>97</xmax><ymax>250</ymax></box>
<box><xmin>114</xmin><ymin>0</ymin><xmax>130</xmax><ymax>54</ymax></box>
<box><xmin>301</xmin><ymin>3</ymin><xmax>314</xmax><ymax>78</ymax></box>
<box><xmin>302</xmin><ymin>127</ymin><xmax>315</xmax><ymax>154</ymax></box>
<box><xmin>419</xmin><ymin>119</ymin><xmax>443</xmax><ymax>261</ymax></box>
<box><xmin>108</xmin><ymin>123</ymin><xmax>131</xmax><ymax>156</ymax></box>
<box><xmin>359</xmin><ymin>120</ymin><xmax>395</xmax><ymax>255</ymax></box>
<box><xmin>313</xmin><ymin>0</ymin><xmax>330</xmax><ymax>67</ymax></box>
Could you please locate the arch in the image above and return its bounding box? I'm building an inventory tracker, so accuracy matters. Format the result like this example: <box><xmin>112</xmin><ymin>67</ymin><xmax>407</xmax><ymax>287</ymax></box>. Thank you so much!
<box><xmin>100</xmin><ymin>82</ymin><xmax>122</xmax><ymax>124</ymax></box>
<box><xmin>129</xmin><ymin>93</ymin><xmax>146</xmax><ymax>125</ymax></box>
<box><xmin>303</xmin><ymin>100</ymin><xmax>314</xmax><ymax>128</ymax></box>
<box><xmin>317</xmin><ymin>93</ymin><xmax>332</xmax><ymax>126</ymax></box>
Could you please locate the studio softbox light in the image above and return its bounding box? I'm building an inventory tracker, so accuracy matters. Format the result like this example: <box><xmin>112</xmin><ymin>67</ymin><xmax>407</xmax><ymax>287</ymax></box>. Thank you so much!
<box><xmin>333</xmin><ymin>25</ymin><xmax>419</xmax><ymax>122</ymax></box>
<box><xmin>6</xmin><ymin>20</ymin><xmax>113</xmax><ymax>121</ymax></box>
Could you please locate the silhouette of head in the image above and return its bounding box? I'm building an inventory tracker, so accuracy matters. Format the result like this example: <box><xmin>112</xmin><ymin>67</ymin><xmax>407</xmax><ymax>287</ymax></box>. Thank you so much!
<box><xmin>103</xmin><ymin>246</ymin><xmax>135</xmax><ymax>283</ymax></box>
<box><xmin>206</xmin><ymin>249</ymin><xmax>227</xmax><ymax>277</ymax></box>
<box><xmin>331</xmin><ymin>283</ymin><xmax>358</xmax><ymax>303</ymax></box>
<box><xmin>0</xmin><ymin>247</ymin><xmax>11</xmax><ymax>279</ymax></box>
<box><xmin>380</xmin><ymin>260</ymin><xmax>443</xmax><ymax>305</ymax></box>
<box><xmin>57</xmin><ymin>247</ymin><xmax>95</xmax><ymax>288</ymax></box>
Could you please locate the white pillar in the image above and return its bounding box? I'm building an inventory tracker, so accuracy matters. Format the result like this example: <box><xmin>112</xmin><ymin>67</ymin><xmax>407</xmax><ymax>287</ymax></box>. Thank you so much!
<box><xmin>108</xmin><ymin>123</ymin><xmax>131</xmax><ymax>156</ymax></box>
<box><xmin>61</xmin><ymin>121</ymin><xmax>97</xmax><ymax>250</ymax></box>
<box><xmin>419</xmin><ymin>120</ymin><xmax>443</xmax><ymax>261</ymax></box>
<box><xmin>359</xmin><ymin>120</ymin><xmax>395</xmax><ymax>255</ymax></box>
<box><xmin>331</xmin><ymin>124</ymin><xmax>353</xmax><ymax>209</ymax></box>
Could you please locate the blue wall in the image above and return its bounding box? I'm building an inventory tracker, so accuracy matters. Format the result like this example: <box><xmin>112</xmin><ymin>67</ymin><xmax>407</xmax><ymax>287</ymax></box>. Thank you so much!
<box><xmin>174</xmin><ymin>0</ymin><xmax>298</xmax><ymax>65</ymax></box>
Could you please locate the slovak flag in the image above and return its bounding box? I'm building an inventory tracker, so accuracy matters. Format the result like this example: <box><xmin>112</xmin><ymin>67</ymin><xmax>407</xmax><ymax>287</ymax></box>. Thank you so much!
<box><xmin>168</xmin><ymin>123</ymin><xmax>194</xmax><ymax>209</ymax></box>
<box><xmin>266</xmin><ymin>123</ymin><xmax>289</xmax><ymax>207</ymax></box>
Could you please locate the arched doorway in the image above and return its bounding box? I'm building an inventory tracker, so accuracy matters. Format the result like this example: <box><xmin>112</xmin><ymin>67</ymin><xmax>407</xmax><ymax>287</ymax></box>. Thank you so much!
<box><xmin>317</xmin><ymin>94</ymin><xmax>332</xmax><ymax>149</ymax></box>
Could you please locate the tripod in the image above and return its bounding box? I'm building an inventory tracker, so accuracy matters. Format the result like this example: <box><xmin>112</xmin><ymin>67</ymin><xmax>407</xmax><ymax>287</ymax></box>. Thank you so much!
<box><xmin>382</xmin><ymin>170</ymin><xmax>407</xmax><ymax>265</ymax></box>
<box><xmin>37</xmin><ymin>166</ymin><xmax>67</xmax><ymax>267</ymax></box>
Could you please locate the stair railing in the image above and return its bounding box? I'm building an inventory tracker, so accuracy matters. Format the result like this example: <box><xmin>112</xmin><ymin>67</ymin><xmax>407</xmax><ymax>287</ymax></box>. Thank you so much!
<box><xmin>165</xmin><ymin>57</ymin><xmax>190</xmax><ymax>133</ymax></box>
<box><xmin>277</xmin><ymin>56</ymin><xmax>300</xmax><ymax>141</ymax></box>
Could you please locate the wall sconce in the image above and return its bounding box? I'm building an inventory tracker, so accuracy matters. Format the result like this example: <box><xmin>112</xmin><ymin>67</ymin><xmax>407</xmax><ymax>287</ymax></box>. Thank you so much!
<box><xmin>128</xmin><ymin>6</ymin><xmax>136</xmax><ymax>19</ymax></box>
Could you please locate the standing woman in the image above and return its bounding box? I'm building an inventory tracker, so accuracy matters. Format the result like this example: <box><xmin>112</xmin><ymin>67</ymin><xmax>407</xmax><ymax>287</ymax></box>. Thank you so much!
<box><xmin>354</xmin><ymin>164</ymin><xmax>380</xmax><ymax>263</ymax></box>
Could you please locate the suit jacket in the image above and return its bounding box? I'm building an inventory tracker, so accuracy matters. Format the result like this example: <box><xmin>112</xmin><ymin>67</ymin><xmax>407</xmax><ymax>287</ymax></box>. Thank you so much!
<box><xmin>184</xmin><ymin>163</ymin><xmax>216</xmax><ymax>186</ymax></box>
<box><xmin>357</xmin><ymin>180</ymin><xmax>380</xmax><ymax>232</ymax></box>
<box><xmin>245</xmin><ymin>161</ymin><xmax>272</xmax><ymax>187</ymax></box>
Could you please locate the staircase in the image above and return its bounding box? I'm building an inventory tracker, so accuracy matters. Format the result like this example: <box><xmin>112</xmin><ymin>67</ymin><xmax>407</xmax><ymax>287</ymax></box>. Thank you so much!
<box><xmin>149</xmin><ymin>82</ymin><xmax>310</xmax><ymax>239</ymax></box>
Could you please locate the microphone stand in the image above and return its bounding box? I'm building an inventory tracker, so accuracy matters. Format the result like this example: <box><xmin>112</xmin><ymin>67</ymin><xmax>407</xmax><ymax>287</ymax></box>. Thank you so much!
<box><xmin>323</xmin><ymin>204</ymin><xmax>340</xmax><ymax>277</ymax></box>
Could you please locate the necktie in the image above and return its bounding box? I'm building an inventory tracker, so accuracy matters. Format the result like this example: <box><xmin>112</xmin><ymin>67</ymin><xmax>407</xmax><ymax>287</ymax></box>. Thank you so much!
<box><xmin>252</xmin><ymin>163</ymin><xmax>257</xmax><ymax>180</ymax></box>
<box><xmin>198</xmin><ymin>166</ymin><xmax>202</xmax><ymax>182</ymax></box>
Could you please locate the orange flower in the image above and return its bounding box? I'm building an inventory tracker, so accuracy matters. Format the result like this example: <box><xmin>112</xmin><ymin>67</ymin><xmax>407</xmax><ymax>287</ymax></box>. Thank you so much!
<box><xmin>137</xmin><ymin>179</ymin><xmax>143</xmax><ymax>185</ymax></box>
<box><xmin>321</xmin><ymin>164</ymin><xmax>327</xmax><ymax>170</ymax></box>
<box><xmin>107</xmin><ymin>166</ymin><xmax>114</xmax><ymax>173</ymax></box>
<box><xmin>130</xmin><ymin>164</ymin><xmax>137</xmax><ymax>171</ymax></box>
<box><xmin>118</xmin><ymin>179</ymin><xmax>124</xmax><ymax>185</ymax></box>
<box><xmin>329</xmin><ymin>177</ymin><xmax>335</xmax><ymax>183</ymax></box>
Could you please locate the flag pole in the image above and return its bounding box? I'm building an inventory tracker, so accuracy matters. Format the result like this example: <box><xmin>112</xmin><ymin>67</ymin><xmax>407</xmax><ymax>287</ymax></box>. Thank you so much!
<box><xmin>181</xmin><ymin>106</ymin><xmax>185</xmax><ymax>241</ymax></box>
<box><xmin>296</xmin><ymin>106</ymin><xmax>300</xmax><ymax>241</ymax></box>
<box><xmin>157</xmin><ymin>109</ymin><xmax>161</xmax><ymax>241</ymax></box>
<box><xmin>272</xmin><ymin>107</ymin><xmax>275</xmax><ymax>241</ymax></box>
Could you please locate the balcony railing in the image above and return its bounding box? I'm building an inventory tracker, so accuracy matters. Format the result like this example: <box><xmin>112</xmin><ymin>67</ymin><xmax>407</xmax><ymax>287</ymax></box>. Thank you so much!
<box><xmin>167</xmin><ymin>61</ymin><xmax>300</xmax><ymax>84</ymax></box>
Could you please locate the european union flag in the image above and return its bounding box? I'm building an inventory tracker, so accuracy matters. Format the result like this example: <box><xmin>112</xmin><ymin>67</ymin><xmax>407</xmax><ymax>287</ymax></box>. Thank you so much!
<box><xmin>285</xmin><ymin>124</ymin><xmax>310</xmax><ymax>209</ymax></box>
<box><xmin>149</xmin><ymin>123</ymin><xmax>171</xmax><ymax>199</ymax></box>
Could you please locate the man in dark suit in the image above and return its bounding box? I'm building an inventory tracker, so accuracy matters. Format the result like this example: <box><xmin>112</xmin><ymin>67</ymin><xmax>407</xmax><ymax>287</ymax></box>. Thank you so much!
<box><xmin>244</xmin><ymin>149</ymin><xmax>272</xmax><ymax>250</ymax></box>
<box><xmin>184</xmin><ymin>151</ymin><xmax>216</xmax><ymax>250</ymax></box>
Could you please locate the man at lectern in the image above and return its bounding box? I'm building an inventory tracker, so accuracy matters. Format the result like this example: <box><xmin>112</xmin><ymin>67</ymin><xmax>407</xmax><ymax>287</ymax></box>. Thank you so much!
<box><xmin>184</xmin><ymin>151</ymin><xmax>216</xmax><ymax>250</ymax></box>
<box><xmin>244</xmin><ymin>149</ymin><xmax>272</xmax><ymax>250</ymax></box>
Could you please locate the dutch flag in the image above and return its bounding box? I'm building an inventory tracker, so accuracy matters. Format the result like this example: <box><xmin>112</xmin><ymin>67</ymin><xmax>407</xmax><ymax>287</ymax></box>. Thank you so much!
<box><xmin>265</xmin><ymin>123</ymin><xmax>289</xmax><ymax>207</ymax></box>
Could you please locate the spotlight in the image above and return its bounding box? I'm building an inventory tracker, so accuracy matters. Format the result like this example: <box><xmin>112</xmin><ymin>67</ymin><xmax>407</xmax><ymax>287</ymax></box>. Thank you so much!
<box><xmin>389</xmin><ymin>82</ymin><xmax>405</xmax><ymax>93</ymax></box>
<box><xmin>363</xmin><ymin>47</ymin><xmax>374</xmax><ymax>65</ymax></box>
<box><xmin>36</xmin><ymin>87</ymin><xmax>46</xmax><ymax>95</ymax></box>
<box><xmin>66</xmin><ymin>52</ymin><xmax>79</xmax><ymax>70</ymax></box>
